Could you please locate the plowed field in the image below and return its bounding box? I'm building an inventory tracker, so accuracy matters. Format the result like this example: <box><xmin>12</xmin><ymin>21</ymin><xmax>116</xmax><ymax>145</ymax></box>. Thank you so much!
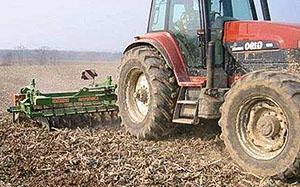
<box><xmin>0</xmin><ymin>63</ymin><xmax>296</xmax><ymax>187</ymax></box>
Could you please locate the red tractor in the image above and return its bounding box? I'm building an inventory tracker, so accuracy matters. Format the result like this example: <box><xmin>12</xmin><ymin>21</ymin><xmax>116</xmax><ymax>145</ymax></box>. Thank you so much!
<box><xmin>118</xmin><ymin>0</ymin><xmax>300</xmax><ymax>179</ymax></box>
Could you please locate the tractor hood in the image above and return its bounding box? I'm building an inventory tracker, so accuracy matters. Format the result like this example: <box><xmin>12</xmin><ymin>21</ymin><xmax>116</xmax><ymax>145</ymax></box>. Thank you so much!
<box><xmin>223</xmin><ymin>21</ymin><xmax>300</xmax><ymax>50</ymax></box>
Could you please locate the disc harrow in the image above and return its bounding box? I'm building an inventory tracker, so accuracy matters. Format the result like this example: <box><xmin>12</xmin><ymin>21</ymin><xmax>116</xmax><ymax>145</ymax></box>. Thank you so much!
<box><xmin>7</xmin><ymin>76</ymin><xmax>119</xmax><ymax>130</ymax></box>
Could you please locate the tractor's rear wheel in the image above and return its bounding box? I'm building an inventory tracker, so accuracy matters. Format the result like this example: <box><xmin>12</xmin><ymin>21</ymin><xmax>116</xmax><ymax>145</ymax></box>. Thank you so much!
<box><xmin>118</xmin><ymin>46</ymin><xmax>178</xmax><ymax>139</ymax></box>
<box><xmin>220</xmin><ymin>71</ymin><xmax>300</xmax><ymax>179</ymax></box>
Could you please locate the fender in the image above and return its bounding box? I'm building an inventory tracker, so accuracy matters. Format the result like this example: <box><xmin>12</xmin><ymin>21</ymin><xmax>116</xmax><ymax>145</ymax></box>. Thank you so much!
<box><xmin>124</xmin><ymin>32</ymin><xmax>205</xmax><ymax>87</ymax></box>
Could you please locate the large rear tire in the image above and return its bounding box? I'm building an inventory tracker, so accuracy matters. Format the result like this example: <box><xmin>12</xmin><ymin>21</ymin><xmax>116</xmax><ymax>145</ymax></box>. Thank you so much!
<box><xmin>118</xmin><ymin>46</ymin><xmax>179</xmax><ymax>139</ymax></box>
<box><xmin>220</xmin><ymin>71</ymin><xmax>300</xmax><ymax>179</ymax></box>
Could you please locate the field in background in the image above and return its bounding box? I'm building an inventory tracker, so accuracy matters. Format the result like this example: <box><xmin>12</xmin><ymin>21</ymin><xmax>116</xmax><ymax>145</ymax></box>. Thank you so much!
<box><xmin>0</xmin><ymin>63</ymin><xmax>293</xmax><ymax>186</ymax></box>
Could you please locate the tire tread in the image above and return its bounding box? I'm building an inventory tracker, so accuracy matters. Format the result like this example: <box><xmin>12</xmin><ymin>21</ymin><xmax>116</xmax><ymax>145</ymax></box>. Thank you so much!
<box><xmin>119</xmin><ymin>46</ymin><xmax>178</xmax><ymax>140</ymax></box>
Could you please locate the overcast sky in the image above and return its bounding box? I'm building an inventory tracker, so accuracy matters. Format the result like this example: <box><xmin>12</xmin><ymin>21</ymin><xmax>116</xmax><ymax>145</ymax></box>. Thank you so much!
<box><xmin>0</xmin><ymin>0</ymin><xmax>299</xmax><ymax>52</ymax></box>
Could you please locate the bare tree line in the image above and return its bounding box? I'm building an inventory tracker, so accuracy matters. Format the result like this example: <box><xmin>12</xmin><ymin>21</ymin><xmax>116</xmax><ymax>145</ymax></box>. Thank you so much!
<box><xmin>1</xmin><ymin>45</ymin><xmax>59</xmax><ymax>65</ymax></box>
<box><xmin>0</xmin><ymin>46</ymin><xmax>121</xmax><ymax>66</ymax></box>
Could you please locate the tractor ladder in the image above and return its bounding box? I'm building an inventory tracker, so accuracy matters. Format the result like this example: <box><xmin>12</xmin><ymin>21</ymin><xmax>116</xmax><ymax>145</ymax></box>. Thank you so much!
<box><xmin>172</xmin><ymin>87</ymin><xmax>200</xmax><ymax>125</ymax></box>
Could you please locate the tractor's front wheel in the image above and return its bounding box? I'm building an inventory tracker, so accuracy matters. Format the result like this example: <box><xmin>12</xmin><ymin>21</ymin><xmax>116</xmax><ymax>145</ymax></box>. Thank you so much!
<box><xmin>118</xmin><ymin>46</ymin><xmax>178</xmax><ymax>139</ymax></box>
<box><xmin>220</xmin><ymin>71</ymin><xmax>300</xmax><ymax>179</ymax></box>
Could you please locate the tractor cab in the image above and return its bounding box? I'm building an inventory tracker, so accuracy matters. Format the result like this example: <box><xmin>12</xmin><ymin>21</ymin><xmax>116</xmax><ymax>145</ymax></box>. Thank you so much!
<box><xmin>147</xmin><ymin>0</ymin><xmax>259</xmax><ymax>76</ymax></box>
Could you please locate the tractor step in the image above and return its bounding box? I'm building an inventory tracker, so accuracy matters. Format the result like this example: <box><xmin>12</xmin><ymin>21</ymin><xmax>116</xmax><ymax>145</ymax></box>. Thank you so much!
<box><xmin>172</xmin><ymin>87</ymin><xmax>200</xmax><ymax>125</ymax></box>
<box><xmin>176</xmin><ymin>100</ymin><xmax>198</xmax><ymax>105</ymax></box>
<box><xmin>172</xmin><ymin>118</ymin><xmax>195</xmax><ymax>125</ymax></box>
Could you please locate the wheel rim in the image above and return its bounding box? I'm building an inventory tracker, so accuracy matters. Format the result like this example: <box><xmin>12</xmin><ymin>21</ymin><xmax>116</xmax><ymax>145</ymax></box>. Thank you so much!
<box><xmin>237</xmin><ymin>96</ymin><xmax>289</xmax><ymax>160</ymax></box>
<box><xmin>126</xmin><ymin>69</ymin><xmax>150</xmax><ymax>123</ymax></box>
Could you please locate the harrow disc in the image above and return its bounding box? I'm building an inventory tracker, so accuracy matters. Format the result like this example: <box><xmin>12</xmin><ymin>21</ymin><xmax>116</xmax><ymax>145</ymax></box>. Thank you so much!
<box><xmin>30</xmin><ymin>110</ymin><xmax>120</xmax><ymax>131</ymax></box>
<box><xmin>35</xmin><ymin>117</ymin><xmax>51</xmax><ymax>131</ymax></box>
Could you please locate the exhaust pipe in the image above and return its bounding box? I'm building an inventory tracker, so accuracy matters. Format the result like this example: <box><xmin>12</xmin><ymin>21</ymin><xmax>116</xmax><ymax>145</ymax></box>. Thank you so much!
<box><xmin>206</xmin><ymin>41</ymin><xmax>215</xmax><ymax>89</ymax></box>
<box><xmin>198</xmin><ymin>41</ymin><xmax>223</xmax><ymax>119</ymax></box>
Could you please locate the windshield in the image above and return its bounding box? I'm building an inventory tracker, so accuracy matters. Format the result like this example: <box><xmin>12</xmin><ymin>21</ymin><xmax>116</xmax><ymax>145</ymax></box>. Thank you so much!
<box><xmin>209</xmin><ymin>0</ymin><xmax>254</xmax><ymax>23</ymax></box>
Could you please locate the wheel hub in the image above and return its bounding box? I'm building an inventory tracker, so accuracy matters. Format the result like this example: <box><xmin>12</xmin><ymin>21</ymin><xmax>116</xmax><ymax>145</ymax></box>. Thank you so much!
<box><xmin>126</xmin><ymin>71</ymin><xmax>151</xmax><ymax>123</ymax></box>
<box><xmin>256</xmin><ymin>115</ymin><xmax>281</xmax><ymax>138</ymax></box>
<box><xmin>238</xmin><ymin>98</ymin><xmax>289</xmax><ymax>160</ymax></box>
<box><xmin>135</xmin><ymin>86</ymin><xmax>149</xmax><ymax>104</ymax></box>
<box><xmin>134</xmin><ymin>74</ymin><xmax>150</xmax><ymax>117</ymax></box>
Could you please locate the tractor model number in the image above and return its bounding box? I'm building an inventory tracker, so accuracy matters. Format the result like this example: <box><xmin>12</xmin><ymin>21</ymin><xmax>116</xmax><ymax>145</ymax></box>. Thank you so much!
<box><xmin>244</xmin><ymin>41</ymin><xmax>263</xmax><ymax>51</ymax></box>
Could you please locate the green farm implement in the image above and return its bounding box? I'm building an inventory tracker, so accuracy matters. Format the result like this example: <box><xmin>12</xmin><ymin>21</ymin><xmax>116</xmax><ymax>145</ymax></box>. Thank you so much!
<box><xmin>7</xmin><ymin>75</ymin><xmax>118</xmax><ymax>130</ymax></box>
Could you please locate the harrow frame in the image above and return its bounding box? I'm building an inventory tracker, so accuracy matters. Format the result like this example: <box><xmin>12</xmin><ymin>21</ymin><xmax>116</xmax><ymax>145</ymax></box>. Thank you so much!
<box><xmin>7</xmin><ymin>76</ymin><xmax>118</xmax><ymax>129</ymax></box>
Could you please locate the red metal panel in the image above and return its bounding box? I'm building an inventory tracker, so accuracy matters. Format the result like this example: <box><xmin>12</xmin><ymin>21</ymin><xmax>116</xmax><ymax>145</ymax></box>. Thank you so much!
<box><xmin>137</xmin><ymin>32</ymin><xmax>205</xmax><ymax>87</ymax></box>
<box><xmin>224</xmin><ymin>21</ymin><xmax>300</xmax><ymax>49</ymax></box>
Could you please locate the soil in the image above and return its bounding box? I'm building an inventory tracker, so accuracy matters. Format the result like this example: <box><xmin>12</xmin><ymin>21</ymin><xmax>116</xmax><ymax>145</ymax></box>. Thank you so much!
<box><xmin>0</xmin><ymin>63</ymin><xmax>297</xmax><ymax>187</ymax></box>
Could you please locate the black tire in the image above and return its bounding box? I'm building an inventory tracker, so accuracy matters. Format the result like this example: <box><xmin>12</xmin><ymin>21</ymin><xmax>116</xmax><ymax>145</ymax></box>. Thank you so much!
<box><xmin>118</xmin><ymin>46</ymin><xmax>179</xmax><ymax>139</ymax></box>
<box><xmin>220</xmin><ymin>70</ymin><xmax>300</xmax><ymax>179</ymax></box>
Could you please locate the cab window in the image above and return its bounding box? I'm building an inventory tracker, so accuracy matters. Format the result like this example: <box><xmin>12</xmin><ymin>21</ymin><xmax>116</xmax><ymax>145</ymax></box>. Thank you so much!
<box><xmin>168</xmin><ymin>0</ymin><xmax>201</xmax><ymax>36</ymax></box>
<box><xmin>149</xmin><ymin>0</ymin><xmax>168</xmax><ymax>31</ymax></box>
<box><xmin>209</xmin><ymin>0</ymin><xmax>253</xmax><ymax>24</ymax></box>
<box><xmin>168</xmin><ymin>0</ymin><xmax>203</xmax><ymax>74</ymax></box>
